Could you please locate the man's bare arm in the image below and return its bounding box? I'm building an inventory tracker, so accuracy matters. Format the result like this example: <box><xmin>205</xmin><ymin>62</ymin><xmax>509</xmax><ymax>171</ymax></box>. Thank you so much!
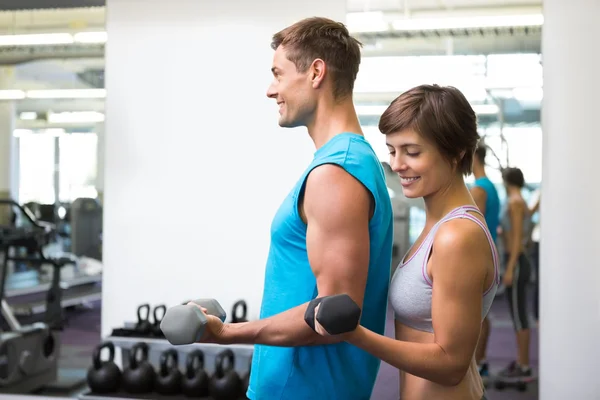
<box><xmin>222</xmin><ymin>164</ymin><xmax>373</xmax><ymax>346</ymax></box>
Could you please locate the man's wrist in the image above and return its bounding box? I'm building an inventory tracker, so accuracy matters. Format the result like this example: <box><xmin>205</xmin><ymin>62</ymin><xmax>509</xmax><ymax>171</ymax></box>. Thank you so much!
<box><xmin>219</xmin><ymin>322</ymin><xmax>258</xmax><ymax>345</ymax></box>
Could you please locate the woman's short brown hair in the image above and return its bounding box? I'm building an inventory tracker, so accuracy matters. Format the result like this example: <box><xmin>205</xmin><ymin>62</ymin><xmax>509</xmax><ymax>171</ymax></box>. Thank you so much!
<box><xmin>379</xmin><ymin>84</ymin><xmax>480</xmax><ymax>176</ymax></box>
<box><xmin>502</xmin><ymin>167</ymin><xmax>525</xmax><ymax>188</ymax></box>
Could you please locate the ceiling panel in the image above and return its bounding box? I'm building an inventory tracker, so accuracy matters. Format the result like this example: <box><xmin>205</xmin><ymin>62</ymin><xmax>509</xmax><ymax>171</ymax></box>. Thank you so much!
<box><xmin>0</xmin><ymin>0</ymin><xmax>104</xmax><ymax>11</ymax></box>
<box><xmin>347</xmin><ymin>0</ymin><xmax>541</xmax><ymax>12</ymax></box>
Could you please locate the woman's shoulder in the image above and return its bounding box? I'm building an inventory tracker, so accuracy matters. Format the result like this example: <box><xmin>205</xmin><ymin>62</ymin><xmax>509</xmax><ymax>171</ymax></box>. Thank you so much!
<box><xmin>428</xmin><ymin>217</ymin><xmax>491</xmax><ymax>278</ymax></box>
<box><xmin>507</xmin><ymin>196</ymin><xmax>527</xmax><ymax>210</ymax></box>
<box><xmin>433</xmin><ymin>215</ymin><xmax>490</xmax><ymax>254</ymax></box>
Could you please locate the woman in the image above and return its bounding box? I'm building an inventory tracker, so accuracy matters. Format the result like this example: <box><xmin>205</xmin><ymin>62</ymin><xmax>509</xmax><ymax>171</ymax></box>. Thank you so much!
<box><xmin>497</xmin><ymin>167</ymin><xmax>534</xmax><ymax>379</ymax></box>
<box><xmin>310</xmin><ymin>84</ymin><xmax>499</xmax><ymax>400</ymax></box>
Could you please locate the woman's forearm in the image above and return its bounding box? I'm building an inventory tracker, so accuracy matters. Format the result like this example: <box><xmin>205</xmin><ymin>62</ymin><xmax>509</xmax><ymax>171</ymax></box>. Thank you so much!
<box><xmin>348</xmin><ymin>327</ymin><xmax>468</xmax><ymax>386</ymax></box>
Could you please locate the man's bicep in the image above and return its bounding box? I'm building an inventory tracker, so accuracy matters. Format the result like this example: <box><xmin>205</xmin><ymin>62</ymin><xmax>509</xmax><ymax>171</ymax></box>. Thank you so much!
<box><xmin>303</xmin><ymin>164</ymin><xmax>372</xmax><ymax>308</ymax></box>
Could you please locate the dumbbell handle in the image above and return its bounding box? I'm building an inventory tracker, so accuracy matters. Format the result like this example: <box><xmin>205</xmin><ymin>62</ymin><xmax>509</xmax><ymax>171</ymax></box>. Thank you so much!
<box><xmin>304</xmin><ymin>294</ymin><xmax>362</xmax><ymax>335</ymax></box>
<box><xmin>188</xmin><ymin>298</ymin><xmax>227</xmax><ymax>321</ymax></box>
<box><xmin>160</xmin><ymin>298</ymin><xmax>226</xmax><ymax>345</ymax></box>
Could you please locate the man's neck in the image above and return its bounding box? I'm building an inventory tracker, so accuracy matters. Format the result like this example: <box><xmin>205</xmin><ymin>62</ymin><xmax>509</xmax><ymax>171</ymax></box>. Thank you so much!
<box><xmin>472</xmin><ymin>164</ymin><xmax>486</xmax><ymax>180</ymax></box>
<box><xmin>307</xmin><ymin>98</ymin><xmax>363</xmax><ymax>149</ymax></box>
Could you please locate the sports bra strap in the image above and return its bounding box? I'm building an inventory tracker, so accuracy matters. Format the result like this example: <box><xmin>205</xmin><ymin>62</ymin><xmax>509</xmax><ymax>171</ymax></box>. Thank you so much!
<box><xmin>442</xmin><ymin>213</ymin><xmax>500</xmax><ymax>287</ymax></box>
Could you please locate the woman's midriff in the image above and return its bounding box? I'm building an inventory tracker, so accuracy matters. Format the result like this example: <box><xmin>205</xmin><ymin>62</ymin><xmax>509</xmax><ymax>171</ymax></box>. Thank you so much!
<box><xmin>395</xmin><ymin>322</ymin><xmax>485</xmax><ymax>400</ymax></box>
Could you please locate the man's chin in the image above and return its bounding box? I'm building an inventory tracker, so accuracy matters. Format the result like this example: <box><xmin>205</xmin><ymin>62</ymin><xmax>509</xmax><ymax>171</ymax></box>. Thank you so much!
<box><xmin>278</xmin><ymin>120</ymin><xmax>294</xmax><ymax>128</ymax></box>
<box><xmin>278</xmin><ymin>118</ymin><xmax>303</xmax><ymax>129</ymax></box>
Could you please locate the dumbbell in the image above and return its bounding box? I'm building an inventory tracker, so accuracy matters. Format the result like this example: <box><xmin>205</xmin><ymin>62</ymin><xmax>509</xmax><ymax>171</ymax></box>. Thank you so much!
<box><xmin>160</xmin><ymin>299</ymin><xmax>227</xmax><ymax>345</ymax></box>
<box><xmin>304</xmin><ymin>294</ymin><xmax>362</xmax><ymax>335</ymax></box>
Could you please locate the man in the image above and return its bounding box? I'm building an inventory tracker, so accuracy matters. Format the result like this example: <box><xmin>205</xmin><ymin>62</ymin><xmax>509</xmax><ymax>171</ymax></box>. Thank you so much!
<box><xmin>192</xmin><ymin>17</ymin><xmax>394</xmax><ymax>400</ymax></box>
<box><xmin>471</xmin><ymin>142</ymin><xmax>501</xmax><ymax>384</ymax></box>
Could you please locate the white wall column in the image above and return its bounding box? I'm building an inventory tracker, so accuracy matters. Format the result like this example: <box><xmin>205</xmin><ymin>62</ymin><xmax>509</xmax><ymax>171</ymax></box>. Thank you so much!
<box><xmin>540</xmin><ymin>0</ymin><xmax>600</xmax><ymax>398</ymax></box>
<box><xmin>0</xmin><ymin>66</ymin><xmax>17</xmax><ymax>202</ymax></box>
<box><xmin>103</xmin><ymin>0</ymin><xmax>346</xmax><ymax>334</ymax></box>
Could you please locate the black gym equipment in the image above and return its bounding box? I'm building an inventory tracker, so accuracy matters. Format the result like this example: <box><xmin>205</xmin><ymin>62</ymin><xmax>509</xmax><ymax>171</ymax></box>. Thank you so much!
<box><xmin>86</xmin><ymin>341</ymin><xmax>121</xmax><ymax>394</ymax></box>
<box><xmin>0</xmin><ymin>228</ymin><xmax>61</xmax><ymax>393</ymax></box>
<box><xmin>0</xmin><ymin>200</ymin><xmax>78</xmax><ymax>331</ymax></box>
<box><xmin>241</xmin><ymin>355</ymin><xmax>251</xmax><ymax>396</ymax></box>
<box><xmin>181</xmin><ymin>349</ymin><xmax>210</xmax><ymax>398</ymax></box>
<box><xmin>121</xmin><ymin>342</ymin><xmax>155</xmax><ymax>394</ymax></box>
<box><xmin>304</xmin><ymin>294</ymin><xmax>362</xmax><ymax>335</ymax></box>
<box><xmin>493</xmin><ymin>374</ymin><xmax>536</xmax><ymax>392</ymax></box>
<box><xmin>155</xmin><ymin>348</ymin><xmax>182</xmax><ymax>395</ymax></box>
<box><xmin>209</xmin><ymin>348</ymin><xmax>241</xmax><ymax>400</ymax></box>
<box><xmin>160</xmin><ymin>298</ymin><xmax>227</xmax><ymax>345</ymax></box>
<box><xmin>134</xmin><ymin>303</ymin><xmax>152</xmax><ymax>335</ymax></box>
<box><xmin>304</xmin><ymin>297</ymin><xmax>323</xmax><ymax>332</ymax></box>
<box><xmin>109</xmin><ymin>304</ymin><xmax>168</xmax><ymax>339</ymax></box>
<box><xmin>231</xmin><ymin>300</ymin><xmax>248</xmax><ymax>323</ymax></box>
<box><xmin>69</xmin><ymin>197</ymin><xmax>102</xmax><ymax>261</ymax></box>
<box><xmin>152</xmin><ymin>304</ymin><xmax>166</xmax><ymax>337</ymax></box>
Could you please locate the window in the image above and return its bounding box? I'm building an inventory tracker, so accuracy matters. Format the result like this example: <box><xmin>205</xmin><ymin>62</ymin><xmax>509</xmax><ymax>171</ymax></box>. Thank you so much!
<box><xmin>18</xmin><ymin>133</ymin><xmax>56</xmax><ymax>204</ymax></box>
<box><xmin>17</xmin><ymin>131</ymin><xmax>99</xmax><ymax>204</ymax></box>
<box><xmin>58</xmin><ymin>133</ymin><xmax>98</xmax><ymax>202</ymax></box>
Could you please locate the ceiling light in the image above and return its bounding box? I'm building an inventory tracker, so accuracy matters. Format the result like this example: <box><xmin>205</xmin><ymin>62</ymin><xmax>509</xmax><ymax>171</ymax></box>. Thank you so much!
<box><xmin>48</xmin><ymin>111</ymin><xmax>105</xmax><ymax>124</ymax></box>
<box><xmin>26</xmin><ymin>89</ymin><xmax>106</xmax><ymax>99</ymax></box>
<box><xmin>0</xmin><ymin>33</ymin><xmax>74</xmax><ymax>46</ymax></box>
<box><xmin>74</xmin><ymin>31</ymin><xmax>107</xmax><ymax>44</ymax></box>
<box><xmin>0</xmin><ymin>90</ymin><xmax>25</xmax><ymax>100</ymax></box>
<box><xmin>19</xmin><ymin>112</ymin><xmax>37</xmax><ymax>120</ymax></box>
<box><xmin>392</xmin><ymin>14</ymin><xmax>543</xmax><ymax>31</ymax></box>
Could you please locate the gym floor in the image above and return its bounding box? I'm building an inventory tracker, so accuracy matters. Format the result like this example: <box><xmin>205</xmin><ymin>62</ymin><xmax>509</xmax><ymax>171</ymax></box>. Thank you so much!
<box><xmin>38</xmin><ymin>289</ymin><xmax>538</xmax><ymax>400</ymax></box>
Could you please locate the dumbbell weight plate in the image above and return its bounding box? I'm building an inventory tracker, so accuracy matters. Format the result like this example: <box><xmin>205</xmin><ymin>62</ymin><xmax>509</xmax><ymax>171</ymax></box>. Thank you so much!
<box><xmin>160</xmin><ymin>299</ymin><xmax>227</xmax><ymax>345</ymax></box>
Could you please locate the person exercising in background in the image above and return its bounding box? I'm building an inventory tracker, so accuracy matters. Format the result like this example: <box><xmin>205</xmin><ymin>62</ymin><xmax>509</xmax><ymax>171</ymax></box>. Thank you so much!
<box><xmin>529</xmin><ymin>193</ymin><xmax>541</xmax><ymax>327</ymax></box>
<box><xmin>470</xmin><ymin>143</ymin><xmax>500</xmax><ymax>383</ymax></box>
<box><xmin>190</xmin><ymin>17</ymin><xmax>394</xmax><ymax>400</ymax></box>
<box><xmin>497</xmin><ymin>167</ymin><xmax>534</xmax><ymax>379</ymax></box>
<box><xmin>310</xmin><ymin>84</ymin><xmax>499</xmax><ymax>400</ymax></box>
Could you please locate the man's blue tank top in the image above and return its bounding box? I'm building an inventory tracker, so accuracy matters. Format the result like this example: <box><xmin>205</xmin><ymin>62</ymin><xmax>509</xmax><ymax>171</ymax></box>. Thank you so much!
<box><xmin>247</xmin><ymin>133</ymin><xmax>393</xmax><ymax>400</ymax></box>
<box><xmin>473</xmin><ymin>176</ymin><xmax>500</xmax><ymax>242</ymax></box>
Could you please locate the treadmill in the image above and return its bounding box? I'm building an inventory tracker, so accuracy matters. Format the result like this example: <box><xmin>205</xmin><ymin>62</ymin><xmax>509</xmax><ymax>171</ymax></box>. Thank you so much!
<box><xmin>0</xmin><ymin>199</ymin><xmax>102</xmax><ymax>322</ymax></box>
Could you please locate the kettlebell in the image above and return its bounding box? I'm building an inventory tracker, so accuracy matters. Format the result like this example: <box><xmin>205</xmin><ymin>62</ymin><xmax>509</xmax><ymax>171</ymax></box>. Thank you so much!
<box><xmin>86</xmin><ymin>341</ymin><xmax>121</xmax><ymax>394</ymax></box>
<box><xmin>155</xmin><ymin>348</ymin><xmax>182</xmax><ymax>395</ymax></box>
<box><xmin>181</xmin><ymin>349</ymin><xmax>210</xmax><ymax>398</ymax></box>
<box><xmin>122</xmin><ymin>342</ymin><xmax>155</xmax><ymax>394</ymax></box>
<box><xmin>135</xmin><ymin>304</ymin><xmax>152</xmax><ymax>335</ymax></box>
<box><xmin>209</xmin><ymin>348</ymin><xmax>241</xmax><ymax>400</ymax></box>
<box><xmin>152</xmin><ymin>304</ymin><xmax>166</xmax><ymax>337</ymax></box>
<box><xmin>231</xmin><ymin>300</ymin><xmax>248</xmax><ymax>323</ymax></box>
<box><xmin>241</xmin><ymin>355</ymin><xmax>252</xmax><ymax>395</ymax></box>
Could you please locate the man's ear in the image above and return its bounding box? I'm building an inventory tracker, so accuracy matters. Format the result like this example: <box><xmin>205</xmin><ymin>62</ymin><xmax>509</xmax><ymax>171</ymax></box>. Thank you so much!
<box><xmin>310</xmin><ymin>58</ymin><xmax>326</xmax><ymax>89</ymax></box>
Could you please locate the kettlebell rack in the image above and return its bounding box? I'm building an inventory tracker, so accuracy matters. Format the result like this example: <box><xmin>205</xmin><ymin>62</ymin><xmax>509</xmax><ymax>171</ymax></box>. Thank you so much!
<box><xmin>79</xmin><ymin>335</ymin><xmax>253</xmax><ymax>400</ymax></box>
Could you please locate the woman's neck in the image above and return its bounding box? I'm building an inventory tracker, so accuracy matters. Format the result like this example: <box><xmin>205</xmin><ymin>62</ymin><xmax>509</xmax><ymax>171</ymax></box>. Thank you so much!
<box><xmin>423</xmin><ymin>174</ymin><xmax>475</xmax><ymax>226</ymax></box>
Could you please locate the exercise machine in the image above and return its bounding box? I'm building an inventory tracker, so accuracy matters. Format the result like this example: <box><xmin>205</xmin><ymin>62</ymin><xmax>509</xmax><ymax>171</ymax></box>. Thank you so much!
<box><xmin>0</xmin><ymin>228</ymin><xmax>61</xmax><ymax>393</ymax></box>
<box><xmin>0</xmin><ymin>199</ymin><xmax>102</xmax><ymax>321</ymax></box>
<box><xmin>70</xmin><ymin>198</ymin><xmax>103</xmax><ymax>261</ymax></box>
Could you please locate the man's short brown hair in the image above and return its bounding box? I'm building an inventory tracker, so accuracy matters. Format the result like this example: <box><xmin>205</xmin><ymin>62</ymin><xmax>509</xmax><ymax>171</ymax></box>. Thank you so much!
<box><xmin>474</xmin><ymin>142</ymin><xmax>487</xmax><ymax>165</ymax></box>
<box><xmin>379</xmin><ymin>84</ymin><xmax>480</xmax><ymax>176</ymax></box>
<box><xmin>271</xmin><ymin>17</ymin><xmax>362</xmax><ymax>100</ymax></box>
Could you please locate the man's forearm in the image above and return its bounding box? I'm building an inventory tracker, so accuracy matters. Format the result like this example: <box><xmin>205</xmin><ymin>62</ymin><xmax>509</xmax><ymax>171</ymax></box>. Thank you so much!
<box><xmin>220</xmin><ymin>302</ymin><xmax>340</xmax><ymax>347</ymax></box>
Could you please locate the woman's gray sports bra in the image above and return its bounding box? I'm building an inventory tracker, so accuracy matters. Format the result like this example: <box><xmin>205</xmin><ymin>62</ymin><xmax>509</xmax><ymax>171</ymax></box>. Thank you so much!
<box><xmin>389</xmin><ymin>205</ymin><xmax>499</xmax><ymax>333</ymax></box>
